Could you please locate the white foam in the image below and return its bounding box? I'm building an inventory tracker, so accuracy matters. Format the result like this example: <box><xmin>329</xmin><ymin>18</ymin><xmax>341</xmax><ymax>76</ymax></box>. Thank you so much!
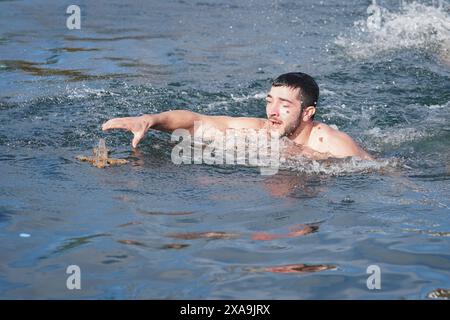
<box><xmin>280</xmin><ymin>155</ymin><xmax>400</xmax><ymax>176</ymax></box>
<box><xmin>364</xmin><ymin>126</ymin><xmax>429</xmax><ymax>147</ymax></box>
<box><xmin>335</xmin><ymin>0</ymin><xmax>450</xmax><ymax>60</ymax></box>
<box><xmin>205</xmin><ymin>91</ymin><xmax>266</xmax><ymax>110</ymax></box>
<box><xmin>66</xmin><ymin>85</ymin><xmax>119</xmax><ymax>99</ymax></box>
<box><xmin>275</xmin><ymin>136</ymin><xmax>399</xmax><ymax>175</ymax></box>
<box><xmin>320</xmin><ymin>100</ymin><xmax>450</xmax><ymax>152</ymax></box>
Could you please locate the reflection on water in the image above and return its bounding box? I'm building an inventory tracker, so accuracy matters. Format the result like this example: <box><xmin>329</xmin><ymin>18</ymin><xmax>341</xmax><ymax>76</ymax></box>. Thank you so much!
<box><xmin>168</xmin><ymin>231</ymin><xmax>239</xmax><ymax>240</ymax></box>
<box><xmin>264</xmin><ymin>264</ymin><xmax>337</xmax><ymax>274</ymax></box>
<box><xmin>160</xmin><ymin>243</ymin><xmax>190</xmax><ymax>250</ymax></box>
<box><xmin>0</xmin><ymin>0</ymin><xmax>449</xmax><ymax>299</ymax></box>
<box><xmin>44</xmin><ymin>233</ymin><xmax>111</xmax><ymax>259</ymax></box>
<box><xmin>251</xmin><ymin>224</ymin><xmax>319</xmax><ymax>241</ymax></box>
<box><xmin>117</xmin><ymin>239</ymin><xmax>147</xmax><ymax>247</ymax></box>
<box><xmin>0</xmin><ymin>59</ymin><xmax>126</xmax><ymax>81</ymax></box>
<box><xmin>1</xmin><ymin>59</ymin><xmax>88</xmax><ymax>78</ymax></box>
<box><xmin>50</xmin><ymin>47</ymin><xmax>100</xmax><ymax>53</ymax></box>
<box><xmin>137</xmin><ymin>209</ymin><xmax>194</xmax><ymax>216</ymax></box>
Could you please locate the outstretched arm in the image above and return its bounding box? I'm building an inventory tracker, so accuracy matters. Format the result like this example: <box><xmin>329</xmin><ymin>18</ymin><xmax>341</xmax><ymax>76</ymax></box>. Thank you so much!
<box><xmin>102</xmin><ymin>110</ymin><xmax>265</xmax><ymax>148</ymax></box>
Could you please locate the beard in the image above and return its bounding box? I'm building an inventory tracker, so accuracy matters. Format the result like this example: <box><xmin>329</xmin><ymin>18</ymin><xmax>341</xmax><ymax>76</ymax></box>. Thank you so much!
<box><xmin>282</xmin><ymin>117</ymin><xmax>301</xmax><ymax>138</ymax></box>
<box><xmin>268</xmin><ymin>121</ymin><xmax>297</xmax><ymax>138</ymax></box>
<box><xmin>267</xmin><ymin>109</ymin><xmax>302</xmax><ymax>137</ymax></box>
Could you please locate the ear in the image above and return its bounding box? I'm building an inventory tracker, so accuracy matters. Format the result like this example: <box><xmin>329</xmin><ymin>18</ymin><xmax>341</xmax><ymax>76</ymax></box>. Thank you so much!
<box><xmin>302</xmin><ymin>106</ymin><xmax>316</xmax><ymax>121</ymax></box>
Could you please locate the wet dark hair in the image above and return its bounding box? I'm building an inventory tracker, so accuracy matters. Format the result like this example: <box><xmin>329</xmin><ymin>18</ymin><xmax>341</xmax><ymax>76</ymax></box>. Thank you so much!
<box><xmin>272</xmin><ymin>72</ymin><xmax>319</xmax><ymax>116</ymax></box>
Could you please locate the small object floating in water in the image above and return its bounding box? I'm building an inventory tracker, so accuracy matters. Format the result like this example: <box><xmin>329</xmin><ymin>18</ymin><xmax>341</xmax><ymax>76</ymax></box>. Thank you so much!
<box><xmin>427</xmin><ymin>288</ymin><xmax>450</xmax><ymax>299</ymax></box>
<box><xmin>19</xmin><ymin>233</ymin><xmax>31</xmax><ymax>238</ymax></box>
<box><xmin>76</xmin><ymin>138</ymin><xmax>129</xmax><ymax>168</ymax></box>
<box><xmin>341</xmin><ymin>195</ymin><xmax>355</xmax><ymax>204</ymax></box>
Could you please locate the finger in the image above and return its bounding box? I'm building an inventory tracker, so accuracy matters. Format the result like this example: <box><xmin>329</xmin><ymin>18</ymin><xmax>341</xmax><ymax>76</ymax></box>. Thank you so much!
<box><xmin>132</xmin><ymin>131</ymin><xmax>144</xmax><ymax>149</ymax></box>
<box><xmin>102</xmin><ymin>119</ymin><xmax>118</xmax><ymax>131</ymax></box>
<box><xmin>102</xmin><ymin>118</ymin><xmax>129</xmax><ymax>131</ymax></box>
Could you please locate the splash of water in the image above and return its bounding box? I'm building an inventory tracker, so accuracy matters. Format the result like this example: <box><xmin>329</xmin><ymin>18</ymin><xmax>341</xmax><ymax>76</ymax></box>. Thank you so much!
<box><xmin>280</xmin><ymin>155</ymin><xmax>402</xmax><ymax>176</ymax></box>
<box><xmin>205</xmin><ymin>91</ymin><xmax>266</xmax><ymax>110</ymax></box>
<box><xmin>335</xmin><ymin>0</ymin><xmax>450</xmax><ymax>60</ymax></box>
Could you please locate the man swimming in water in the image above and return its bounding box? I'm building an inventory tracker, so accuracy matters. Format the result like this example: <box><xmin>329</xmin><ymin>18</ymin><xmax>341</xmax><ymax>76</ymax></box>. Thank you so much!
<box><xmin>102</xmin><ymin>72</ymin><xmax>372</xmax><ymax>160</ymax></box>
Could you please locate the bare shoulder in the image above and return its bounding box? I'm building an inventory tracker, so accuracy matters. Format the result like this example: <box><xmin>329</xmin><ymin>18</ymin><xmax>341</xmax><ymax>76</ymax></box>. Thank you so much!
<box><xmin>310</xmin><ymin>122</ymin><xmax>372</xmax><ymax>159</ymax></box>
<box><xmin>308</xmin><ymin>121</ymin><xmax>340</xmax><ymax>148</ymax></box>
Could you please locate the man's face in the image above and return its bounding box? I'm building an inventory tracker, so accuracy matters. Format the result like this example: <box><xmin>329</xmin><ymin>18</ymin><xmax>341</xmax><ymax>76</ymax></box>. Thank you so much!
<box><xmin>266</xmin><ymin>86</ymin><xmax>303</xmax><ymax>137</ymax></box>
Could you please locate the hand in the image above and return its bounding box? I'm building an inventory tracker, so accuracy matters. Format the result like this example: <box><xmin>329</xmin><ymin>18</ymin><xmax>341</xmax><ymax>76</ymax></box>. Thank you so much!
<box><xmin>102</xmin><ymin>115</ymin><xmax>151</xmax><ymax>148</ymax></box>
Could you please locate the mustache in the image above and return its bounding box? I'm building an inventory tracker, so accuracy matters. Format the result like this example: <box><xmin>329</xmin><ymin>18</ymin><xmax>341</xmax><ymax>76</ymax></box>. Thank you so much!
<box><xmin>269</xmin><ymin>117</ymin><xmax>282</xmax><ymax>124</ymax></box>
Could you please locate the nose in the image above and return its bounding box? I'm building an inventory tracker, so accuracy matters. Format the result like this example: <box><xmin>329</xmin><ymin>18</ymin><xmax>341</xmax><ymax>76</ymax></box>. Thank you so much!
<box><xmin>268</xmin><ymin>104</ymin><xmax>280</xmax><ymax>118</ymax></box>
